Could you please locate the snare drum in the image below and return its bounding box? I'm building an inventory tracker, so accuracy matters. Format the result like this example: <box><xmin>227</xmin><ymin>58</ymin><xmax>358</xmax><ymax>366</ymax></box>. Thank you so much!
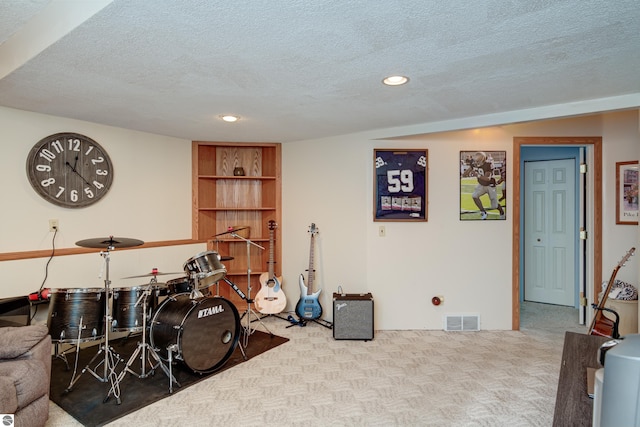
<box><xmin>149</xmin><ymin>293</ymin><xmax>240</xmax><ymax>373</ymax></box>
<box><xmin>183</xmin><ymin>251</ymin><xmax>226</xmax><ymax>287</ymax></box>
<box><xmin>48</xmin><ymin>288</ymin><xmax>106</xmax><ymax>343</ymax></box>
<box><xmin>111</xmin><ymin>285</ymin><xmax>161</xmax><ymax>332</ymax></box>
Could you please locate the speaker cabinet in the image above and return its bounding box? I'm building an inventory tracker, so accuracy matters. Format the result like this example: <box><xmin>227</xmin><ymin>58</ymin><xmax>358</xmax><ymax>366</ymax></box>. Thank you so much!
<box><xmin>333</xmin><ymin>293</ymin><xmax>374</xmax><ymax>341</ymax></box>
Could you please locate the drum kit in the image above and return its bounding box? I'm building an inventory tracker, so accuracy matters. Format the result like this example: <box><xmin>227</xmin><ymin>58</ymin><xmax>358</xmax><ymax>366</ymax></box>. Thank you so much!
<box><xmin>47</xmin><ymin>232</ymin><xmax>262</xmax><ymax>404</ymax></box>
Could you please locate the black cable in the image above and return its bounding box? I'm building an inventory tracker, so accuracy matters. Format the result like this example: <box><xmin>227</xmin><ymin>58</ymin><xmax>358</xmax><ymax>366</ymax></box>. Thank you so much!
<box><xmin>30</xmin><ymin>227</ymin><xmax>57</xmax><ymax>322</ymax></box>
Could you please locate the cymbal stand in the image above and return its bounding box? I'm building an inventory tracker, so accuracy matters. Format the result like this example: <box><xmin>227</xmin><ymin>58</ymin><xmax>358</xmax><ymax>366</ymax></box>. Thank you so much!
<box><xmin>106</xmin><ymin>279</ymin><xmax>179</xmax><ymax>402</ymax></box>
<box><xmin>65</xmin><ymin>247</ymin><xmax>123</xmax><ymax>403</ymax></box>
<box><xmin>229</xmin><ymin>231</ymin><xmax>271</xmax><ymax>347</ymax></box>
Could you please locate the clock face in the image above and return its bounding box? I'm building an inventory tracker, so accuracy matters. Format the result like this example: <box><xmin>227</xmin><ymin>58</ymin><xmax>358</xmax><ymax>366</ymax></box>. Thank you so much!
<box><xmin>26</xmin><ymin>133</ymin><xmax>114</xmax><ymax>208</ymax></box>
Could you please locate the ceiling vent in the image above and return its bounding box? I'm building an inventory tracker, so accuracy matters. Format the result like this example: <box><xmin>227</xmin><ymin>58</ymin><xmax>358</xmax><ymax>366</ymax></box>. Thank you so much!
<box><xmin>444</xmin><ymin>314</ymin><xmax>480</xmax><ymax>331</ymax></box>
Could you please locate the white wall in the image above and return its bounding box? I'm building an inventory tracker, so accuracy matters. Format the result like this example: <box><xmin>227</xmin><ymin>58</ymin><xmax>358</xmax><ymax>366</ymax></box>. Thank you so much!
<box><xmin>281</xmin><ymin>110</ymin><xmax>640</xmax><ymax>330</ymax></box>
<box><xmin>0</xmin><ymin>106</ymin><xmax>205</xmax><ymax>299</ymax></box>
<box><xmin>1</xmin><ymin>106</ymin><xmax>638</xmax><ymax>331</ymax></box>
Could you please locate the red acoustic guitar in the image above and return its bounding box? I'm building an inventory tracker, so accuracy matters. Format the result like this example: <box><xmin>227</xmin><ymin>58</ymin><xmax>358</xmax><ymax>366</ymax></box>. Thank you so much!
<box><xmin>588</xmin><ymin>247</ymin><xmax>635</xmax><ymax>339</ymax></box>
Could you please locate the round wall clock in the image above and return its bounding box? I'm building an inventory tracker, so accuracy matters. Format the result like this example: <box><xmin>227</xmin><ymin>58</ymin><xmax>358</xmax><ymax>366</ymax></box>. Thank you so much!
<box><xmin>26</xmin><ymin>132</ymin><xmax>114</xmax><ymax>208</ymax></box>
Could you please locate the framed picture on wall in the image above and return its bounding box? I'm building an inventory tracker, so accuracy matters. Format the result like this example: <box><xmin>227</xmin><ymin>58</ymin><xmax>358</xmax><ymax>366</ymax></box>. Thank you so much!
<box><xmin>616</xmin><ymin>160</ymin><xmax>639</xmax><ymax>225</ymax></box>
<box><xmin>373</xmin><ymin>149</ymin><xmax>428</xmax><ymax>221</ymax></box>
<box><xmin>460</xmin><ymin>151</ymin><xmax>506</xmax><ymax>220</ymax></box>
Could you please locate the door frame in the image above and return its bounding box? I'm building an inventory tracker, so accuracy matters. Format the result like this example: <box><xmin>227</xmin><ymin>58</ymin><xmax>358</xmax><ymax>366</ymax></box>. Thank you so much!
<box><xmin>512</xmin><ymin>136</ymin><xmax>602</xmax><ymax>330</ymax></box>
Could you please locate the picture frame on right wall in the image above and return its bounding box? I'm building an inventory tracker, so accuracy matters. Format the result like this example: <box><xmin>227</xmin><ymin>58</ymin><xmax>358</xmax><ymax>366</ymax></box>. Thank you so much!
<box><xmin>460</xmin><ymin>151</ymin><xmax>506</xmax><ymax>221</ymax></box>
<box><xmin>616</xmin><ymin>160</ymin><xmax>639</xmax><ymax>225</ymax></box>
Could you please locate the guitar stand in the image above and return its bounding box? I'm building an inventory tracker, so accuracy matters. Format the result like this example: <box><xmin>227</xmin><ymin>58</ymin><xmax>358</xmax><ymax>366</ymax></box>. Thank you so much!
<box><xmin>286</xmin><ymin>315</ymin><xmax>333</xmax><ymax>330</ymax></box>
<box><xmin>257</xmin><ymin>313</ymin><xmax>291</xmax><ymax>324</ymax></box>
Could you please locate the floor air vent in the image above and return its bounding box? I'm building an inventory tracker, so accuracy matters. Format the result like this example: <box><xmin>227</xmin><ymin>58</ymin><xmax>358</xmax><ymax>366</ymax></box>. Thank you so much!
<box><xmin>444</xmin><ymin>315</ymin><xmax>480</xmax><ymax>331</ymax></box>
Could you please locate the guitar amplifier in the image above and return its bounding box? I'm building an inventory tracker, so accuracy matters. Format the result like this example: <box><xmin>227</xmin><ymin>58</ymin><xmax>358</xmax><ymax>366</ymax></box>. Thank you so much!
<box><xmin>333</xmin><ymin>293</ymin><xmax>374</xmax><ymax>341</ymax></box>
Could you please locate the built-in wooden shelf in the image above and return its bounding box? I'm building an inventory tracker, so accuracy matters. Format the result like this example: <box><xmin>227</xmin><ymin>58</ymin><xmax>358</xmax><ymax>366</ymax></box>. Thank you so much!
<box><xmin>192</xmin><ymin>141</ymin><xmax>282</xmax><ymax>309</ymax></box>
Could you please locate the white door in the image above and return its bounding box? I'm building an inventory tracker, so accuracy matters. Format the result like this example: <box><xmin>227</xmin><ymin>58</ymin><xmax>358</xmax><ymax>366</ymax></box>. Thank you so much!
<box><xmin>524</xmin><ymin>159</ymin><xmax>576</xmax><ymax>306</ymax></box>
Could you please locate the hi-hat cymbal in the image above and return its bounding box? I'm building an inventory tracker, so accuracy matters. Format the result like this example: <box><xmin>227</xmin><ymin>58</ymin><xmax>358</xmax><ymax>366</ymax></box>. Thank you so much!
<box><xmin>122</xmin><ymin>271</ymin><xmax>183</xmax><ymax>279</ymax></box>
<box><xmin>213</xmin><ymin>227</ymin><xmax>248</xmax><ymax>237</ymax></box>
<box><xmin>76</xmin><ymin>236</ymin><xmax>144</xmax><ymax>249</ymax></box>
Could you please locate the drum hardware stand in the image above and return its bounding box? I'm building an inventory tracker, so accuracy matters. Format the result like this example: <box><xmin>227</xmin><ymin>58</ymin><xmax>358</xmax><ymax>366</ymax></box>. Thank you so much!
<box><xmin>65</xmin><ymin>246</ymin><xmax>123</xmax><ymax>403</ymax></box>
<box><xmin>105</xmin><ymin>278</ymin><xmax>179</xmax><ymax>402</ymax></box>
<box><xmin>189</xmin><ymin>273</ymin><xmax>206</xmax><ymax>299</ymax></box>
<box><xmin>219</xmin><ymin>277</ymin><xmax>250</xmax><ymax>361</ymax></box>
<box><xmin>54</xmin><ymin>342</ymin><xmax>78</xmax><ymax>370</ymax></box>
<box><xmin>229</xmin><ymin>231</ymin><xmax>272</xmax><ymax>347</ymax></box>
<box><xmin>166</xmin><ymin>344</ymin><xmax>181</xmax><ymax>394</ymax></box>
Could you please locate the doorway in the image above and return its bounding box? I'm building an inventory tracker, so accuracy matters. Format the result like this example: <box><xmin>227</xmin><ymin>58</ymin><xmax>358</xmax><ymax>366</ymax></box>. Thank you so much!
<box><xmin>512</xmin><ymin>137</ymin><xmax>603</xmax><ymax>330</ymax></box>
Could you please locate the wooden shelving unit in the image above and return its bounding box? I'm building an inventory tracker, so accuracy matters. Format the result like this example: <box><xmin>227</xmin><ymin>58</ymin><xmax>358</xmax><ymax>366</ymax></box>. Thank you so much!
<box><xmin>192</xmin><ymin>141</ymin><xmax>281</xmax><ymax>309</ymax></box>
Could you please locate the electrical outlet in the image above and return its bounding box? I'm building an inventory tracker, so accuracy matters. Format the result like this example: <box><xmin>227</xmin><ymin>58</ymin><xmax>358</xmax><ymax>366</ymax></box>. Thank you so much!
<box><xmin>49</xmin><ymin>219</ymin><xmax>59</xmax><ymax>232</ymax></box>
<box><xmin>378</xmin><ymin>226</ymin><xmax>385</xmax><ymax>237</ymax></box>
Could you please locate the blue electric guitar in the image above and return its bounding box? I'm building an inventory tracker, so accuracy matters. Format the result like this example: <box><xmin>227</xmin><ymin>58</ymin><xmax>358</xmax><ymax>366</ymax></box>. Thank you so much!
<box><xmin>296</xmin><ymin>223</ymin><xmax>322</xmax><ymax>320</ymax></box>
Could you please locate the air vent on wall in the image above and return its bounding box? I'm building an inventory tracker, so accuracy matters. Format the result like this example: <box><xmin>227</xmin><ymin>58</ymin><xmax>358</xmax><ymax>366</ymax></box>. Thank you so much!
<box><xmin>444</xmin><ymin>314</ymin><xmax>480</xmax><ymax>331</ymax></box>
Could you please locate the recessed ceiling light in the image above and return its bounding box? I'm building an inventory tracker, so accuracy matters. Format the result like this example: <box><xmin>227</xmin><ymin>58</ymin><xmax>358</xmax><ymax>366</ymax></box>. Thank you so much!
<box><xmin>382</xmin><ymin>75</ymin><xmax>409</xmax><ymax>86</ymax></box>
<box><xmin>220</xmin><ymin>115</ymin><xmax>240</xmax><ymax>122</ymax></box>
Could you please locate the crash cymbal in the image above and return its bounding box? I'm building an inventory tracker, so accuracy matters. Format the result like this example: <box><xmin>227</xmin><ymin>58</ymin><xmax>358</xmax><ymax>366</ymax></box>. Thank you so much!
<box><xmin>219</xmin><ymin>256</ymin><xmax>234</xmax><ymax>261</ymax></box>
<box><xmin>213</xmin><ymin>227</ymin><xmax>248</xmax><ymax>237</ymax></box>
<box><xmin>122</xmin><ymin>270</ymin><xmax>183</xmax><ymax>279</ymax></box>
<box><xmin>76</xmin><ymin>236</ymin><xmax>144</xmax><ymax>249</ymax></box>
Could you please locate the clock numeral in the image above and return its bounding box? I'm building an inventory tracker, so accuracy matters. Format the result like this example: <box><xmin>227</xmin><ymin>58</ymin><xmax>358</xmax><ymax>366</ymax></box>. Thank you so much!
<box><xmin>93</xmin><ymin>181</ymin><xmax>104</xmax><ymax>190</ymax></box>
<box><xmin>85</xmin><ymin>146</ymin><xmax>94</xmax><ymax>156</ymax></box>
<box><xmin>36</xmin><ymin>164</ymin><xmax>51</xmax><ymax>172</ymax></box>
<box><xmin>51</xmin><ymin>140</ymin><xmax>63</xmax><ymax>154</ymax></box>
<box><xmin>91</xmin><ymin>156</ymin><xmax>104</xmax><ymax>165</ymax></box>
<box><xmin>39</xmin><ymin>149</ymin><xmax>56</xmax><ymax>162</ymax></box>
<box><xmin>41</xmin><ymin>177</ymin><xmax>56</xmax><ymax>187</ymax></box>
<box><xmin>68</xmin><ymin>138</ymin><xmax>81</xmax><ymax>152</ymax></box>
<box><xmin>70</xmin><ymin>190</ymin><xmax>79</xmax><ymax>202</ymax></box>
<box><xmin>55</xmin><ymin>187</ymin><xmax>65</xmax><ymax>198</ymax></box>
<box><xmin>96</xmin><ymin>169</ymin><xmax>108</xmax><ymax>176</ymax></box>
<box><xmin>84</xmin><ymin>188</ymin><xmax>94</xmax><ymax>198</ymax></box>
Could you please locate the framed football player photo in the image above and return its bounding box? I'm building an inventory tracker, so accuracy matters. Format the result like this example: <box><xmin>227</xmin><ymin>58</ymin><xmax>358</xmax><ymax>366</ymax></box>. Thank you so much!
<box><xmin>460</xmin><ymin>150</ymin><xmax>506</xmax><ymax>221</ymax></box>
<box><xmin>374</xmin><ymin>149</ymin><xmax>428</xmax><ymax>221</ymax></box>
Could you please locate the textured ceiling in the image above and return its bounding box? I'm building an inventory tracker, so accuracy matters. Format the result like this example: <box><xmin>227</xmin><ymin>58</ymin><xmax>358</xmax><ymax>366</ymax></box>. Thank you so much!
<box><xmin>0</xmin><ymin>0</ymin><xmax>638</xmax><ymax>142</ymax></box>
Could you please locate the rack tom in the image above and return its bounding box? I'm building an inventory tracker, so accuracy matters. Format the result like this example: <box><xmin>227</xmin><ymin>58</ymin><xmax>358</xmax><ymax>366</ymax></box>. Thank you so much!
<box><xmin>48</xmin><ymin>288</ymin><xmax>106</xmax><ymax>343</ymax></box>
<box><xmin>166</xmin><ymin>277</ymin><xmax>194</xmax><ymax>295</ymax></box>
<box><xmin>111</xmin><ymin>285</ymin><xmax>162</xmax><ymax>332</ymax></box>
<box><xmin>183</xmin><ymin>251</ymin><xmax>226</xmax><ymax>287</ymax></box>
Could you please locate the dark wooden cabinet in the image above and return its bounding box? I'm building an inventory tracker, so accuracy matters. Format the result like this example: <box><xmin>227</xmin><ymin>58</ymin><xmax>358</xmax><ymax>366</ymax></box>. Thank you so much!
<box><xmin>553</xmin><ymin>332</ymin><xmax>610</xmax><ymax>426</ymax></box>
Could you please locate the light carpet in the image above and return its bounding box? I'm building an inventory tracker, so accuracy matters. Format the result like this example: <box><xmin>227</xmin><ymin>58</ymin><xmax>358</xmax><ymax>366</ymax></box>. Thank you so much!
<box><xmin>46</xmin><ymin>302</ymin><xmax>584</xmax><ymax>426</ymax></box>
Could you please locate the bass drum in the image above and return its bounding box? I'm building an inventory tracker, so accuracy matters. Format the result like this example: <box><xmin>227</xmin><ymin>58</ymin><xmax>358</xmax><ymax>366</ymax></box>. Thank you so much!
<box><xmin>149</xmin><ymin>294</ymin><xmax>240</xmax><ymax>373</ymax></box>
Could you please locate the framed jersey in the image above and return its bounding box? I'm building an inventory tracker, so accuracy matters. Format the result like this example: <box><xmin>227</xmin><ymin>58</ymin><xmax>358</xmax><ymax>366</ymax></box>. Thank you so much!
<box><xmin>374</xmin><ymin>149</ymin><xmax>428</xmax><ymax>221</ymax></box>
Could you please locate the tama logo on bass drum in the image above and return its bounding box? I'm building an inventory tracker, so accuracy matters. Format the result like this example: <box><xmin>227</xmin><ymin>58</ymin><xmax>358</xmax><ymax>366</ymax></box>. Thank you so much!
<box><xmin>198</xmin><ymin>305</ymin><xmax>224</xmax><ymax>319</ymax></box>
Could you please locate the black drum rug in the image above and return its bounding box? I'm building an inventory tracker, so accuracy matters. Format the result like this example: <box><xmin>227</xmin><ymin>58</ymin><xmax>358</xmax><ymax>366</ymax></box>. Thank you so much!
<box><xmin>49</xmin><ymin>331</ymin><xmax>288</xmax><ymax>427</ymax></box>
